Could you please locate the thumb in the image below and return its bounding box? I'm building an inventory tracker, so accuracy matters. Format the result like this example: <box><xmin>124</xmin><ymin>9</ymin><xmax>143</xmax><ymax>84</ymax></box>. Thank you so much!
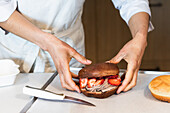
<box><xmin>109</xmin><ymin>52</ymin><xmax>125</xmax><ymax>64</ymax></box>
<box><xmin>71</xmin><ymin>50</ymin><xmax>92</xmax><ymax>65</ymax></box>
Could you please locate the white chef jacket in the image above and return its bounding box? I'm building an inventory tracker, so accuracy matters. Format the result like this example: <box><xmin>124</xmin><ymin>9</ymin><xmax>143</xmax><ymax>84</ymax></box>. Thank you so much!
<box><xmin>0</xmin><ymin>0</ymin><xmax>154</xmax><ymax>73</ymax></box>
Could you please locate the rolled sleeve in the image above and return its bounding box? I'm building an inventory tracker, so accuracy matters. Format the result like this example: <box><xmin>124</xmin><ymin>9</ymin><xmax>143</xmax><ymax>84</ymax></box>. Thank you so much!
<box><xmin>0</xmin><ymin>0</ymin><xmax>17</xmax><ymax>22</ymax></box>
<box><xmin>112</xmin><ymin>0</ymin><xmax>154</xmax><ymax>32</ymax></box>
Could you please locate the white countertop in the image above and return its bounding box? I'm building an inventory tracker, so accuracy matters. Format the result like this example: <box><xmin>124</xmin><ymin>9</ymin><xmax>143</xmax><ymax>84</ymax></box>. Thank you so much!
<box><xmin>0</xmin><ymin>71</ymin><xmax>170</xmax><ymax>113</ymax></box>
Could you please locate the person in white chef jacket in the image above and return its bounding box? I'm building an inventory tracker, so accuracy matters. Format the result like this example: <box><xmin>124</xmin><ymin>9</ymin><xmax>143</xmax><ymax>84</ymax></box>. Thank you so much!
<box><xmin>0</xmin><ymin>0</ymin><xmax>153</xmax><ymax>93</ymax></box>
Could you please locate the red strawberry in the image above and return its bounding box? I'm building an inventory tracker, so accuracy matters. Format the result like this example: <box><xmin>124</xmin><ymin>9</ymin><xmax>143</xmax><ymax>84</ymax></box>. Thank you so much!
<box><xmin>108</xmin><ymin>75</ymin><xmax>119</xmax><ymax>79</ymax></box>
<box><xmin>108</xmin><ymin>78</ymin><xmax>121</xmax><ymax>86</ymax></box>
<box><xmin>94</xmin><ymin>79</ymin><xmax>104</xmax><ymax>86</ymax></box>
<box><xmin>87</xmin><ymin>78</ymin><xmax>96</xmax><ymax>88</ymax></box>
<box><xmin>117</xmin><ymin>77</ymin><xmax>121</xmax><ymax>81</ymax></box>
<box><xmin>79</xmin><ymin>78</ymin><xmax>88</xmax><ymax>88</ymax></box>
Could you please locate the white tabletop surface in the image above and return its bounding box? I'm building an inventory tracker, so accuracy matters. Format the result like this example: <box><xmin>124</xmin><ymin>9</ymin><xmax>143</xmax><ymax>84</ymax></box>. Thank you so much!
<box><xmin>0</xmin><ymin>70</ymin><xmax>170</xmax><ymax>113</ymax></box>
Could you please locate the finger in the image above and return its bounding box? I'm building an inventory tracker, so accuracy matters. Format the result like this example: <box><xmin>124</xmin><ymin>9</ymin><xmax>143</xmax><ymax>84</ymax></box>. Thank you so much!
<box><xmin>61</xmin><ymin>62</ymin><xmax>80</xmax><ymax>93</ymax></box>
<box><xmin>70</xmin><ymin>50</ymin><xmax>92</xmax><ymax>65</ymax></box>
<box><xmin>71</xmin><ymin>72</ymin><xmax>78</xmax><ymax>78</ymax></box>
<box><xmin>58</xmin><ymin>70</ymin><xmax>74</xmax><ymax>91</ymax></box>
<box><xmin>116</xmin><ymin>62</ymin><xmax>137</xmax><ymax>94</ymax></box>
<box><xmin>123</xmin><ymin>56</ymin><xmax>142</xmax><ymax>91</ymax></box>
<box><xmin>109</xmin><ymin>52</ymin><xmax>125</xmax><ymax>64</ymax></box>
<box><xmin>57</xmin><ymin>60</ymin><xmax>80</xmax><ymax>92</ymax></box>
<box><xmin>123</xmin><ymin>69</ymin><xmax>138</xmax><ymax>91</ymax></box>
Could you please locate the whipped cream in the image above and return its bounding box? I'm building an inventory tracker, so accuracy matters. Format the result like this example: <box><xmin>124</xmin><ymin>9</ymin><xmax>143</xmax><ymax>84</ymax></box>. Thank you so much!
<box><xmin>85</xmin><ymin>78</ymin><xmax>117</xmax><ymax>92</ymax></box>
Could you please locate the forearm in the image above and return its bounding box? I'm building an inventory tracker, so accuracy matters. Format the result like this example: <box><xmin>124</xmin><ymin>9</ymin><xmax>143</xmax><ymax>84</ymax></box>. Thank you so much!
<box><xmin>0</xmin><ymin>10</ymin><xmax>91</xmax><ymax>92</ymax></box>
<box><xmin>0</xmin><ymin>10</ymin><xmax>54</xmax><ymax>51</ymax></box>
<box><xmin>111</xmin><ymin>13</ymin><xmax>150</xmax><ymax>93</ymax></box>
<box><xmin>128</xmin><ymin>12</ymin><xmax>149</xmax><ymax>40</ymax></box>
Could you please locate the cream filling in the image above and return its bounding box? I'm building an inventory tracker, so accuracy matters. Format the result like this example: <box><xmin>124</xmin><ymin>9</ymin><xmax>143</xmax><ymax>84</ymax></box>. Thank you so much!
<box><xmin>85</xmin><ymin>78</ymin><xmax>117</xmax><ymax>93</ymax></box>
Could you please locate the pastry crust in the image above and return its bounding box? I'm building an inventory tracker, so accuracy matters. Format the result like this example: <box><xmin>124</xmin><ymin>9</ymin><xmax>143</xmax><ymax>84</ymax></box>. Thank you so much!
<box><xmin>149</xmin><ymin>75</ymin><xmax>170</xmax><ymax>103</ymax></box>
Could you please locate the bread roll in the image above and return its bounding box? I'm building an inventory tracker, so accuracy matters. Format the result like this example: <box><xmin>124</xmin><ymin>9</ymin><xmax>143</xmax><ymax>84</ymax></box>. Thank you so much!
<box><xmin>78</xmin><ymin>63</ymin><xmax>121</xmax><ymax>98</ymax></box>
<box><xmin>148</xmin><ymin>75</ymin><xmax>170</xmax><ymax>103</ymax></box>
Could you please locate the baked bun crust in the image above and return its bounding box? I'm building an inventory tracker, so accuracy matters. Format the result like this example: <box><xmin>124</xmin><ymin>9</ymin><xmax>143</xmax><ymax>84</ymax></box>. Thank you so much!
<box><xmin>148</xmin><ymin>75</ymin><xmax>170</xmax><ymax>103</ymax></box>
<box><xmin>79</xmin><ymin>63</ymin><xmax>119</xmax><ymax>78</ymax></box>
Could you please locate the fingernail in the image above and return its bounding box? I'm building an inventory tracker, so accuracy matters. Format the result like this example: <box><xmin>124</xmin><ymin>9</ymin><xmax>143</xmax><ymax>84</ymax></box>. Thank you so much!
<box><xmin>78</xmin><ymin>90</ymin><xmax>81</xmax><ymax>93</ymax></box>
<box><xmin>76</xmin><ymin>87</ymin><xmax>80</xmax><ymax>93</ymax></box>
<box><xmin>77</xmin><ymin>89</ymin><xmax>81</xmax><ymax>93</ymax></box>
<box><xmin>117</xmin><ymin>89</ymin><xmax>121</xmax><ymax>94</ymax></box>
<box><xmin>86</xmin><ymin>60</ymin><xmax>92</xmax><ymax>64</ymax></box>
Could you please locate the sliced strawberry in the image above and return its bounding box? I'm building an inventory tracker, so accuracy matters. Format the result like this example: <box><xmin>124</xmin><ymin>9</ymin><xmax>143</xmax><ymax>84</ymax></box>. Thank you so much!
<box><xmin>117</xmin><ymin>77</ymin><xmax>121</xmax><ymax>82</ymax></box>
<box><xmin>79</xmin><ymin>78</ymin><xmax>88</xmax><ymax>88</ymax></box>
<box><xmin>94</xmin><ymin>79</ymin><xmax>104</xmax><ymax>86</ymax></box>
<box><xmin>108</xmin><ymin>75</ymin><xmax>119</xmax><ymax>79</ymax></box>
<box><xmin>108</xmin><ymin>78</ymin><xmax>121</xmax><ymax>86</ymax></box>
<box><xmin>87</xmin><ymin>78</ymin><xmax>96</xmax><ymax>88</ymax></box>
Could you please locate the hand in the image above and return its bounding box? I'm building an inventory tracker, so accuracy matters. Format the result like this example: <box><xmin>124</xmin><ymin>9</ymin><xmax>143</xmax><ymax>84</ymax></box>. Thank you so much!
<box><xmin>108</xmin><ymin>33</ymin><xmax>147</xmax><ymax>94</ymax></box>
<box><xmin>46</xmin><ymin>35</ymin><xmax>92</xmax><ymax>93</ymax></box>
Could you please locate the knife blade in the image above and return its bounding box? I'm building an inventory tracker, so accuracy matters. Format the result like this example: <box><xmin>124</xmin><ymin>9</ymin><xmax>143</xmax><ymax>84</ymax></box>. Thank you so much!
<box><xmin>23</xmin><ymin>85</ymin><xmax>95</xmax><ymax>107</ymax></box>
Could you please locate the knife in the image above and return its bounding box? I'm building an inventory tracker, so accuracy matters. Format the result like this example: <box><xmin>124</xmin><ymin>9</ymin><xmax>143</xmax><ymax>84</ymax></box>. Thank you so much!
<box><xmin>20</xmin><ymin>71</ymin><xmax>59</xmax><ymax>113</ymax></box>
<box><xmin>23</xmin><ymin>85</ymin><xmax>95</xmax><ymax>107</ymax></box>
